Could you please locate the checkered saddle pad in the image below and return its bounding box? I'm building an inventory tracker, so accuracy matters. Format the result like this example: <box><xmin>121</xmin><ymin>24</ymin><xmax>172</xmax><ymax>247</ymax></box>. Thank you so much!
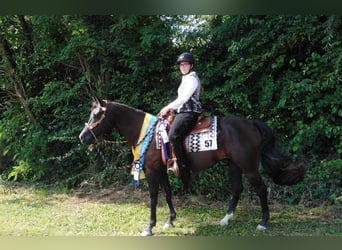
<box><xmin>156</xmin><ymin>116</ymin><xmax>218</xmax><ymax>153</ymax></box>
<box><xmin>184</xmin><ymin>116</ymin><xmax>218</xmax><ymax>152</ymax></box>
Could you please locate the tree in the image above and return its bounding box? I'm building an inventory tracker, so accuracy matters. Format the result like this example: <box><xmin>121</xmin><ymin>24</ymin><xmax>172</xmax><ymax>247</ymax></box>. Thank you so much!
<box><xmin>0</xmin><ymin>16</ymin><xmax>38</xmax><ymax>126</ymax></box>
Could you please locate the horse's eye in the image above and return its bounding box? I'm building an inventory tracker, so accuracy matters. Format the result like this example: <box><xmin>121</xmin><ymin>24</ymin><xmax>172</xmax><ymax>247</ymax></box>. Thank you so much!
<box><xmin>93</xmin><ymin>108</ymin><xmax>103</xmax><ymax>118</ymax></box>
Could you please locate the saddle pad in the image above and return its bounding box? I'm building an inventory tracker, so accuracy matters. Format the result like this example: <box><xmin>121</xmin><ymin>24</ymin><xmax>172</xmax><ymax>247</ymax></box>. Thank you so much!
<box><xmin>184</xmin><ymin>116</ymin><xmax>218</xmax><ymax>152</ymax></box>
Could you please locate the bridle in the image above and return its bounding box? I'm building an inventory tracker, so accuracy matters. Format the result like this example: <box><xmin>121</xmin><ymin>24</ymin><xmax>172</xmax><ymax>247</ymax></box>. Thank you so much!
<box><xmin>84</xmin><ymin>109</ymin><xmax>130</xmax><ymax>171</ymax></box>
<box><xmin>82</xmin><ymin>104</ymin><xmax>162</xmax><ymax>173</ymax></box>
<box><xmin>84</xmin><ymin>109</ymin><xmax>106</xmax><ymax>144</ymax></box>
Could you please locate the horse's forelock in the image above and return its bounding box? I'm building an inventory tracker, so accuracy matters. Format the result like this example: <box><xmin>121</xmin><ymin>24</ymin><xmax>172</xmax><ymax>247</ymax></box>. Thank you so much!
<box><xmin>91</xmin><ymin>101</ymin><xmax>97</xmax><ymax>111</ymax></box>
<box><xmin>91</xmin><ymin>99</ymin><xmax>108</xmax><ymax>111</ymax></box>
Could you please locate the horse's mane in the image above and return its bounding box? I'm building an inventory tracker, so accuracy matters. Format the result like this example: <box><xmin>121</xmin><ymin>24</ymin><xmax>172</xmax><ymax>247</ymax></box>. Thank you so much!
<box><xmin>108</xmin><ymin>100</ymin><xmax>150</xmax><ymax>116</ymax></box>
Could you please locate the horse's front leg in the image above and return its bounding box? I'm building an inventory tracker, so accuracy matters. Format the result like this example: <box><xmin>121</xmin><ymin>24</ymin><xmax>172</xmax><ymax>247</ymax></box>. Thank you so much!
<box><xmin>161</xmin><ymin>172</ymin><xmax>176</xmax><ymax>229</ymax></box>
<box><xmin>141</xmin><ymin>173</ymin><xmax>159</xmax><ymax>236</ymax></box>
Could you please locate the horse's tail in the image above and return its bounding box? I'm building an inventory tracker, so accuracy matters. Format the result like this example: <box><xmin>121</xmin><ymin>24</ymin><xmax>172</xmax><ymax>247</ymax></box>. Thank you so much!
<box><xmin>252</xmin><ymin>120</ymin><xmax>306</xmax><ymax>186</ymax></box>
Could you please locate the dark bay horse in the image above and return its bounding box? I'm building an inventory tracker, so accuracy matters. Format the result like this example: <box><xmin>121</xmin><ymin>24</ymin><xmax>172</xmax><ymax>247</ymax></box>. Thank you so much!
<box><xmin>79</xmin><ymin>98</ymin><xmax>306</xmax><ymax>236</ymax></box>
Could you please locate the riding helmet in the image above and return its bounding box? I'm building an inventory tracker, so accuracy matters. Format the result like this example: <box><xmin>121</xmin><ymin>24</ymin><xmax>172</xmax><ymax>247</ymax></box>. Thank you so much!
<box><xmin>177</xmin><ymin>52</ymin><xmax>194</xmax><ymax>65</ymax></box>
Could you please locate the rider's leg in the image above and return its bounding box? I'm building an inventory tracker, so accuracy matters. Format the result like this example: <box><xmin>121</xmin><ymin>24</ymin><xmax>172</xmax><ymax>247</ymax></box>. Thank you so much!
<box><xmin>168</xmin><ymin>112</ymin><xmax>199</xmax><ymax>190</ymax></box>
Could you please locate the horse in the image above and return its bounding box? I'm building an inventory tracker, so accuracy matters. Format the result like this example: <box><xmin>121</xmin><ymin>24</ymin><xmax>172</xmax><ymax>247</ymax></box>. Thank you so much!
<box><xmin>79</xmin><ymin>98</ymin><xmax>306</xmax><ymax>236</ymax></box>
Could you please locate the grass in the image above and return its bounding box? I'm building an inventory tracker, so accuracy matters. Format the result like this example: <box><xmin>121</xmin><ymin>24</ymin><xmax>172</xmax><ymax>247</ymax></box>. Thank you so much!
<box><xmin>0</xmin><ymin>182</ymin><xmax>340</xmax><ymax>236</ymax></box>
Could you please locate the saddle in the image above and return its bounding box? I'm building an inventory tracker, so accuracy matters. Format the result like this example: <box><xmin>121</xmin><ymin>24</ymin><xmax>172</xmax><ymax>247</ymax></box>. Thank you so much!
<box><xmin>166</xmin><ymin>111</ymin><xmax>212</xmax><ymax>134</ymax></box>
<box><xmin>191</xmin><ymin>114</ymin><xmax>212</xmax><ymax>134</ymax></box>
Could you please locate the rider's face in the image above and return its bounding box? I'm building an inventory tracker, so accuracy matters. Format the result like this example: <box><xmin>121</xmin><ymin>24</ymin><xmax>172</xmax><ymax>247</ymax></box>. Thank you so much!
<box><xmin>179</xmin><ymin>62</ymin><xmax>192</xmax><ymax>75</ymax></box>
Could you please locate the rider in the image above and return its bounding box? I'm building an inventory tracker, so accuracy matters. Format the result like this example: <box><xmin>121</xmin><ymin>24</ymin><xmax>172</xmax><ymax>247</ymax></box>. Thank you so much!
<box><xmin>159</xmin><ymin>52</ymin><xmax>202</xmax><ymax>187</ymax></box>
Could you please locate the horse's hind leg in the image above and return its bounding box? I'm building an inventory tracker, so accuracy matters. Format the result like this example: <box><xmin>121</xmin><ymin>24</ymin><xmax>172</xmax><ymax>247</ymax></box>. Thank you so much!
<box><xmin>220</xmin><ymin>163</ymin><xmax>243</xmax><ymax>226</ymax></box>
<box><xmin>245</xmin><ymin>171</ymin><xmax>269</xmax><ymax>230</ymax></box>
<box><xmin>160</xmin><ymin>172</ymin><xmax>177</xmax><ymax>229</ymax></box>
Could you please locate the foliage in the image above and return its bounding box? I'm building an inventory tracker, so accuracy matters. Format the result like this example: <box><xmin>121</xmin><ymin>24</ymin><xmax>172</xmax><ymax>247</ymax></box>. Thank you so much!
<box><xmin>195</xmin><ymin>15</ymin><xmax>341</xmax><ymax>204</ymax></box>
<box><xmin>0</xmin><ymin>15</ymin><xmax>341</xmax><ymax>205</ymax></box>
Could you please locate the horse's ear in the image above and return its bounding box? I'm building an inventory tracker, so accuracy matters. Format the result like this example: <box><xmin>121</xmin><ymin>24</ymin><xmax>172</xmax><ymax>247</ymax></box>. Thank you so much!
<box><xmin>93</xmin><ymin>96</ymin><xmax>105</xmax><ymax>107</ymax></box>
<box><xmin>93</xmin><ymin>96</ymin><xmax>99</xmax><ymax>104</ymax></box>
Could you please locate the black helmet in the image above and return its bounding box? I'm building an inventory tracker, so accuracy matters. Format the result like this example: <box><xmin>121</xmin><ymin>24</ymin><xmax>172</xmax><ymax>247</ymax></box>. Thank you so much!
<box><xmin>177</xmin><ymin>52</ymin><xmax>194</xmax><ymax>65</ymax></box>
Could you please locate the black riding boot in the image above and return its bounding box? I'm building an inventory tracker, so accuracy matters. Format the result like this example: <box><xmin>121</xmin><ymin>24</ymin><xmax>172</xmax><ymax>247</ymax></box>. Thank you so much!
<box><xmin>168</xmin><ymin>112</ymin><xmax>199</xmax><ymax>191</ymax></box>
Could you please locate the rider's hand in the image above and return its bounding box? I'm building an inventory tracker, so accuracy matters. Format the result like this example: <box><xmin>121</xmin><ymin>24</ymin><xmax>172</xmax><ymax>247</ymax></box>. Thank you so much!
<box><xmin>158</xmin><ymin>107</ymin><xmax>170</xmax><ymax>118</ymax></box>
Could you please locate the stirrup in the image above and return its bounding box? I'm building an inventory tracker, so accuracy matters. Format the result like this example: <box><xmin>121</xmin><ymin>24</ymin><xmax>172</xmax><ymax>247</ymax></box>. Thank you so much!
<box><xmin>167</xmin><ymin>158</ymin><xmax>179</xmax><ymax>176</ymax></box>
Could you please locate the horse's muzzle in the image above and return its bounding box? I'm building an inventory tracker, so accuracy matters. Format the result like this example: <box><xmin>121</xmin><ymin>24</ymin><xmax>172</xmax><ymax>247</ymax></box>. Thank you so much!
<box><xmin>79</xmin><ymin>128</ymin><xmax>94</xmax><ymax>145</ymax></box>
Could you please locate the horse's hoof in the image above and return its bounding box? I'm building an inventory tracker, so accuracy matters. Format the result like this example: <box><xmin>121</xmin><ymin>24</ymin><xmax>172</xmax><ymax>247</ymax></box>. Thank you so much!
<box><xmin>219</xmin><ymin>212</ymin><xmax>233</xmax><ymax>226</ymax></box>
<box><xmin>163</xmin><ymin>222</ymin><xmax>174</xmax><ymax>229</ymax></box>
<box><xmin>219</xmin><ymin>219</ymin><xmax>228</xmax><ymax>226</ymax></box>
<box><xmin>141</xmin><ymin>229</ymin><xmax>153</xmax><ymax>236</ymax></box>
<box><xmin>256</xmin><ymin>224</ymin><xmax>267</xmax><ymax>231</ymax></box>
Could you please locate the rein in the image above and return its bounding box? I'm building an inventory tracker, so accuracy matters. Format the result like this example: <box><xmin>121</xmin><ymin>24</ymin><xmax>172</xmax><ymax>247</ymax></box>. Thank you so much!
<box><xmin>84</xmin><ymin>99</ymin><xmax>162</xmax><ymax>180</ymax></box>
<box><xmin>85</xmin><ymin>108</ymin><xmax>130</xmax><ymax>169</ymax></box>
<box><xmin>86</xmin><ymin>113</ymin><xmax>160</xmax><ymax>171</ymax></box>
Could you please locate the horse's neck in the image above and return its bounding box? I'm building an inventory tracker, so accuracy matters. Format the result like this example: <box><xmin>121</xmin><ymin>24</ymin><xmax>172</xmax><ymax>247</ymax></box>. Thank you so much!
<box><xmin>107</xmin><ymin>102</ymin><xmax>146</xmax><ymax>146</ymax></box>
